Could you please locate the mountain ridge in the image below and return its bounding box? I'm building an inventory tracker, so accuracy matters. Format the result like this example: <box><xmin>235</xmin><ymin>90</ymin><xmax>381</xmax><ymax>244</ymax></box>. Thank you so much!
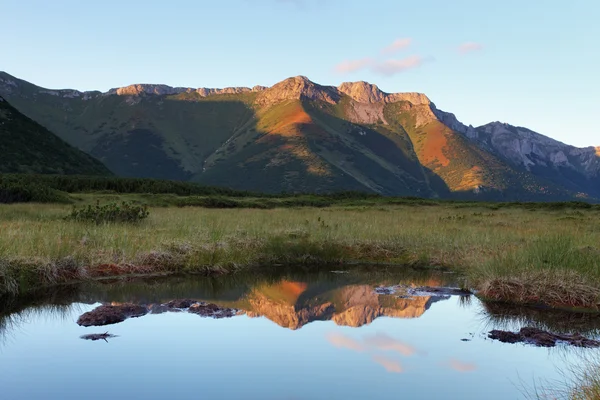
<box><xmin>0</xmin><ymin>70</ymin><xmax>597</xmax><ymax>200</ymax></box>
<box><xmin>3</xmin><ymin>70</ymin><xmax>594</xmax><ymax>147</ymax></box>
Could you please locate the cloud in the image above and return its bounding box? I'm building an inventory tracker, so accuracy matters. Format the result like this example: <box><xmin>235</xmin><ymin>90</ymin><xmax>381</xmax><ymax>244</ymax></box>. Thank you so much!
<box><xmin>372</xmin><ymin>355</ymin><xmax>404</xmax><ymax>373</ymax></box>
<box><xmin>458</xmin><ymin>42</ymin><xmax>483</xmax><ymax>54</ymax></box>
<box><xmin>371</xmin><ymin>55</ymin><xmax>428</xmax><ymax>76</ymax></box>
<box><xmin>382</xmin><ymin>38</ymin><xmax>412</xmax><ymax>54</ymax></box>
<box><xmin>335</xmin><ymin>55</ymin><xmax>429</xmax><ymax>76</ymax></box>
<box><xmin>334</xmin><ymin>58</ymin><xmax>374</xmax><ymax>74</ymax></box>
<box><xmin>448</xmin><ymin>359</ymin><xmax>477</xmax><ymax>372</ymax></box>
<box><xmin>363</xmin><ymin>333</ymin><xmax>416</xmax><ymax>356</ymax></box>
<box><xmin>326</xmin><ymin>333</ymin><xmax>366</xmax><ymax>352</ymax></box>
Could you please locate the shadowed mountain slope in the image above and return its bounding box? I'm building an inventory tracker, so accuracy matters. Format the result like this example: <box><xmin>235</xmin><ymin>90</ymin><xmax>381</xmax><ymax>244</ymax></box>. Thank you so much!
<box><xmin>0</xmin><ymin>95</ymin><xmax>111</xmax><ymax>175</ymax></box>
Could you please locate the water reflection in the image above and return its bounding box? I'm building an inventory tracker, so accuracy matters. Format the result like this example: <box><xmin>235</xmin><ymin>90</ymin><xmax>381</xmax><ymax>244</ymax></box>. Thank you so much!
<box><xmin>0</xmin><ymin>267</ymin><xmax>599</xmax><ymax>400</ymax></box>
<box><xmin>372</xmin><ymin>355</ymin><xmax>404</xmax><ymax>373</ymax></box>
<box><xmin>245</xmin><ymin>280</ymin><xmax>448</xmax><ymax>329</ymax></box>
<box><xmin>0</xmin><ymin>267</ymin><xmax>454</xmax><ymax>338</ymax></box>
<box><xmin>447</xmin><ymin>358</ymin><xmax>477</xmax><ymax>372</ymax></box>
<box><xmin>3</xmin><ymin>268</ymin><xmax>600</xmax><ymax>337</ymax></box>
<box><xmin>480</xmin><ymin>301</ymin><xmax>600</xmax><ymax>336</ymax></box>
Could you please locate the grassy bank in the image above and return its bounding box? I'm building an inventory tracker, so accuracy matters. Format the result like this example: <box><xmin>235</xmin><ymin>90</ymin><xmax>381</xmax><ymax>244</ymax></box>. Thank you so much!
<box><xmin>1</xmin><ymin>202</ymin><xmax>599</xmax><ymax>309</ymax></box>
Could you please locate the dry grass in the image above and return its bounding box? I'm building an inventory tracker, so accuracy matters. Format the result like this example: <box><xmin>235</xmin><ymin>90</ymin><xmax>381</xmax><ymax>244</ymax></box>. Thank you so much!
<box><xmin>479</xmin><ymin>271</ymin><xmax>600</xmax><ymax>310</ymax></box>
<box><xmin>530</xmin><ymin>352</ymin><xmax>600</xmax><ymax>400</ymax></box>
<box><xmin>571</xmin><ymin>365</ymin><xmax>600</xmax><ymax>400</ymax></box>
<box><xmin>472</xmin><ymin>236</ymin><xmax>600</xmax><ymax>309</ymax></box>
<box><xmin>1</xmin><ymin>202</ymin><xmax>599</xmax><ymax>308</ymax></box>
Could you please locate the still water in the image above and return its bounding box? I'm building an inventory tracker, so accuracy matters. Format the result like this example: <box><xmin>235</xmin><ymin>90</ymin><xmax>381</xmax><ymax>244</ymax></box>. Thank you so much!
<box><xmin>0</xmin><ymin>267</ymin><xmax>598</xmax><ymax>400</ymax></box>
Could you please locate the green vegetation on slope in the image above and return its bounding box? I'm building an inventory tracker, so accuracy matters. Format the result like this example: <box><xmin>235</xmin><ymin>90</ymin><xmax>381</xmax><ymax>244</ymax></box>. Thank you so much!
<box><xmin>0</xmin><ymin>97</ymin><xmax>111</xmax><ymax>176</ymax></box>
<box><xmin>196</xmin><ymin>100</ymin><xmax>378</xmax><ymax>194</ymax></box>
<box><xmin>0</xmin><ymin>72</ymin><xmax>259</xmax><ymax>181</ymax></box>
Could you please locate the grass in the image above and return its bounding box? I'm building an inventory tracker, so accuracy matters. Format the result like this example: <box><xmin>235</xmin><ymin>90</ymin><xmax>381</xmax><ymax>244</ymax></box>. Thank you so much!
<box><xmin>570</xmin><ymin>359</ymin><xmax>600</xmax><ymax>400</ymax></box>
<box><xmin>529</xmin><ymin>352</ymin><xmax>600</xmax><ymax>400</ymax></box>
<box><xmin>472</xmin><ymin>235</ymin><xmax>600</xmax><ymax>309</ymax></box>
<box><xmin>0</xmin><ymin>201</ymin><xmax>599</xmax><ymax>311</ymax></box>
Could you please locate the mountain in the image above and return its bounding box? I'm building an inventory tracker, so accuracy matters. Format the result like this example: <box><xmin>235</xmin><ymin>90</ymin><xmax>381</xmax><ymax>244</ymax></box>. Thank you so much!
<box><xmin>0</xmin><ymin>94</ymin><xmax>111</xmax><ymax>176</ymax></box>
<box><xmin>434</xmin><ymin>110</ymin><xmax>600</xmax><ymax>199</ymax></box>
<box><xmin>1</xmin><ymin>71</ymin><xmax>597</xmax><ymax>200</ymax></box>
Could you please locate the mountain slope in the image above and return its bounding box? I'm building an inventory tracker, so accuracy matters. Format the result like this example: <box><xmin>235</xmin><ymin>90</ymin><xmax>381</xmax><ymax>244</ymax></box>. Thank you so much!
<box><xmin>0</xmin><ymin>95</ymin><xmax>111</xmax><ymax>175</ymax></box>
<box><xmin>1</xmin><ymin>71</ymin><xmax>597</xmax><ymax>200</ymax></box>
<box><xmin>198</xmin><ymin>90</ymin><xmax>434</xmax><ymax>195</ymax></box>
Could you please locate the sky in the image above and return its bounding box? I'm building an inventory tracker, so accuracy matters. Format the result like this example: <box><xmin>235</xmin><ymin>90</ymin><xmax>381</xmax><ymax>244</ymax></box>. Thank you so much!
<box><xmin>3</xmin><ymin>0</ymin><xmax>599</xmax><ymax>147</ymax></box>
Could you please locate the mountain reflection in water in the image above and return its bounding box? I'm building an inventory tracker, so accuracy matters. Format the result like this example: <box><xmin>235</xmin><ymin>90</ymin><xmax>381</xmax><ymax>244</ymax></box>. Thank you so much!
<box><xmin>0</xmin><ymin>267</ymin><xmax>454</xmax><ymax>334</ymax></box>
<box><xmin>2</xmin><ymin>267</ymin><xmax>600</xmax><ymax>400</ymax></box>
<box><xmin>245</xmin><ymin>281</ymin><xmax>447</xmax><ymax>329</ymax></box>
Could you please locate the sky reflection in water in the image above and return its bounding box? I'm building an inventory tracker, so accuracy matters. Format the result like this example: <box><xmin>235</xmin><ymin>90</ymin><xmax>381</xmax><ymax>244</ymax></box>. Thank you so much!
<box><xmin>0</xmin><ymin>270</ymin><xmax>597</xmax><ymax>400</ymax></box>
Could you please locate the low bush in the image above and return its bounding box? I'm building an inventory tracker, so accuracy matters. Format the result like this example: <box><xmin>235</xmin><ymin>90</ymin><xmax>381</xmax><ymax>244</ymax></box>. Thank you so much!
<box><xmin>67</xmin><ymin>201</ymin><xmax>149</xmax><ymax>224</ymax></box>
<box><xmin>0</xmin><ymin>182</ymin><xmax>70</xmax><ymax>204</ymax></box>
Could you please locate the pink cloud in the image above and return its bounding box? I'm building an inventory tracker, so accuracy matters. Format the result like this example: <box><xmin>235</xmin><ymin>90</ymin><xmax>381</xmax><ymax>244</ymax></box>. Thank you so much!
<box><xmin>382</xmin><ymin>38</ymin><xmax>412</xmax><ymax>54</ymax></box>
<box><xmin>363</xmin><ymin>333</ymin><xmax>416</xmax><ymax>356</ymax></box>
<box><xmin>458</xmin><ymin>42</ymin><xmax>484</xmax><ymax>54</ymax></box>
<box><xmin>372</xmin><ymin>355</ymin><xmax>404</xmax><ymax>373</ymax></box>
<box><xmin>371</xmin><ymin>55</ymin><xmax>427</xmax><ymax>76</ymax></box>
<box><xmin>326</xmin><ymin>333</ymin><xmax>366</xmax><ymax>352</ymax></box>
<box><xmin>334</xmin><ymin>58</ymin><xmax>374</xmax><ymax>74</ymax></box>
<box><xmin>448</xmin><ymin>359</ymin><xmax>477</xmax><ymax>372</ymax></box>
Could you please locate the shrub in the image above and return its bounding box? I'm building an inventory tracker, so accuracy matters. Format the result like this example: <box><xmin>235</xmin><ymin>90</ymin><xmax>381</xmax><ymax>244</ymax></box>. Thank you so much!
<box><xmin>0</xmin><ymin>182</ymin><xmax>70</xmax><ymax>204</ymax></box>
<box><xmin>67</xmin><ymin>201</ymin><xmax>149</xmax><ymax>224</ymax></box>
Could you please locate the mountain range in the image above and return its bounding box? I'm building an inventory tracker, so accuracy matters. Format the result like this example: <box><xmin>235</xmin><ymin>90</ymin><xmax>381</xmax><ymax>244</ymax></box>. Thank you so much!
<box><xmin>1</xmin><ymin>71</ymin><xmax>598</xmax><ymax>200</ymax></box>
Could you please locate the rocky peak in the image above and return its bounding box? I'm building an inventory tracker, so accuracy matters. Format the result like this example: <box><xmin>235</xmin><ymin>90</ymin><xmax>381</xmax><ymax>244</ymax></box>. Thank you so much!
<box><xmin>338</xmin><ymin>81</ymin><xmax>386</xmax><ymax>103</ymax></box>
<box><xmin>467</xmin><ymin>121</ymin><xmax>600</xmax><ymax>176</ymax></box>
<box><xmin>255</xmin><ymin>76</ymin><xmax>340</xmax><ymax>106</ymax></box>
<box><xmin>256</xmin><ymin>76</ymin><xmax>432</xmax><ymax>108</ymax></box>
<box><xmin>338</xmin><ymin>81</ymin><xmax>431</xmax><ymax>105</ymax></box>
<box><xmin>480</xmin><ymin>121</ymin><xmax>512</xmax><ymax>133</ymax></box>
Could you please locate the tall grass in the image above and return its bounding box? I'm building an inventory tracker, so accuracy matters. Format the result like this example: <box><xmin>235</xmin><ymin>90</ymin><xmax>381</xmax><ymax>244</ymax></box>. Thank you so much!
<box><xmin>471</xmin><ymin>236</ymin><xmax>600</xmax><ymax>309</ymax></box>
<box><xmin>529</xmin><ymin>352</ymin><xmax>600</xmax><ymax>400</ymax></box>
<box><xmin>1</xmin><ymin>202</ymin><xmax>600</xmax><ymax>308</ymax></box>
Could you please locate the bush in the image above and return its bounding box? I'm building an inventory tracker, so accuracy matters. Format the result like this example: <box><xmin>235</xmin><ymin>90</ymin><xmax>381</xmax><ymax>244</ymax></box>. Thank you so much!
<box><xmin>0</xmin><ymin>182</ymin><xmax>70</xmax><ymax>204</ymax></box>
<box><xmin>67</xmin><ymin>201</ymin><xmax>149</xmax><ymax>224</ymax></box>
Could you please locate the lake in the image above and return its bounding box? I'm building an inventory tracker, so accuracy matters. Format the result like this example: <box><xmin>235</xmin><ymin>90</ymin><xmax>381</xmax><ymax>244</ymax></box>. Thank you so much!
<box><xmin>1</xmin><ymin>267</ymin><xmax>598</xmax><ymax>400</ymax></box>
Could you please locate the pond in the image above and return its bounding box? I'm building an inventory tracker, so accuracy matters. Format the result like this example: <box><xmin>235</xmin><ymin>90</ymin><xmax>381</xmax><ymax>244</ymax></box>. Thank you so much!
<box><xmin>0</xmin><ymin>267</ymin><xmax>598</xmax><ymax>399</ymax></box>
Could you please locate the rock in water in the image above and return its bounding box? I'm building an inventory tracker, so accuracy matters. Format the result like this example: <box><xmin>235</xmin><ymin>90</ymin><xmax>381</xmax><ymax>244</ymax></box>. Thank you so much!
<box><xmin>488</xmin><ymin>327</ymin><xmax>600</xmax><ymax>348</ymax></box>
<box><xmin>77</xmin><ymin>304</ymin><xmax>148</xmax><ymax>327</ymax></box>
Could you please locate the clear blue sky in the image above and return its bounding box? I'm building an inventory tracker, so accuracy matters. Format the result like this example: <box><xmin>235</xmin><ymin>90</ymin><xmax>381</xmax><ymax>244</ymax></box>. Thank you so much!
<box><xmin>4</xmin><ymin>0</ymin><xmax>599</xmax><ymax>147</ymax></box>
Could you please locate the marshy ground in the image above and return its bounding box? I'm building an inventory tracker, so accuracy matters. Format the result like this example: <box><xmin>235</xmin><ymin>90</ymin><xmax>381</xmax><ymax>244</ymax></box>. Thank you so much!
<box><xmin>1</xmin><ymin>196</ymin><xmax>599</xmax><ymax>312</ymax></box>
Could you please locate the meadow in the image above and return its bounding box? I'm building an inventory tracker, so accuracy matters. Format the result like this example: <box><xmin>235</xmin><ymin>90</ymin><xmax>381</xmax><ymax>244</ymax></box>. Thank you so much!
<box><xmin>1</xmin><ymin>193</ymin><xmax>599</xmax><ymax>311</ymax></box>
